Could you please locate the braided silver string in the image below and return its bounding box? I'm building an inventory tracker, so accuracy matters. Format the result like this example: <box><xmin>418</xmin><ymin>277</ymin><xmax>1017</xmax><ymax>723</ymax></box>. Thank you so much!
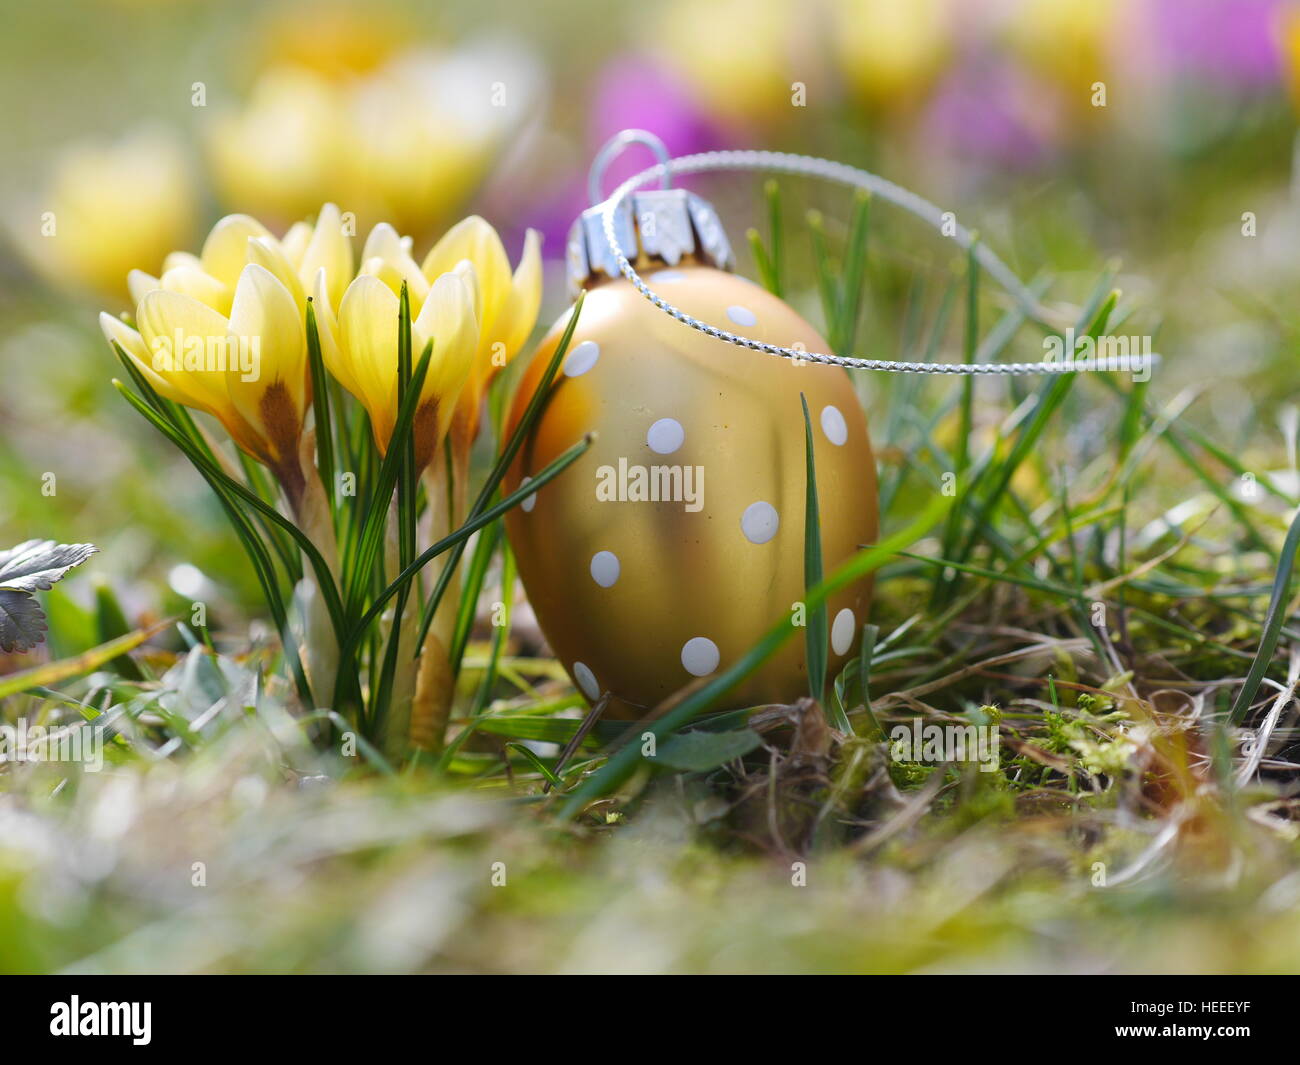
<box><xmin>600</xmin><ymin>150</ymin><xmax>1149</xmax><ymax>376</ymax></box>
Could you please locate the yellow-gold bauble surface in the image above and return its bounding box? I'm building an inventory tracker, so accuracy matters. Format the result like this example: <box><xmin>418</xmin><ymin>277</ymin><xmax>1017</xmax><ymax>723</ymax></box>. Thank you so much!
<box><xmin>503</xmin><ymin>265</ymin><xmax>878</xmax><ymax>718</ymax></box>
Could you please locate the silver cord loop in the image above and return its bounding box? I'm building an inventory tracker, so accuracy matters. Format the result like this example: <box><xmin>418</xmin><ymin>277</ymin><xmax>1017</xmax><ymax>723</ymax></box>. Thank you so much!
<box><xmin>598</xmin><ymin>148</ymin><xmax>1151</xmax><ymax>377</ymax></box>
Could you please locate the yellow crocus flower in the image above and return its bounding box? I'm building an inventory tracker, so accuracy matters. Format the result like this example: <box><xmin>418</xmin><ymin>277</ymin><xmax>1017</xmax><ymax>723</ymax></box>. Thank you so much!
<box><xmin>102</xmin><ymin>205</ymin><xmax>353</xmax><ymax>503</ymax></box>
<box><xmin>104</xmin><ymin>263</ymin><xmax>307</xmax><ymax>494</ymax></box>
<box><xmin>418</xmin><ymin>216</ymin><xmax>542</xmax><ymax>450</ymax></box>
<box><xmin>320</xmin><ymin>243</ymin><xmax>479</xmax><ymax>472</ymax></box>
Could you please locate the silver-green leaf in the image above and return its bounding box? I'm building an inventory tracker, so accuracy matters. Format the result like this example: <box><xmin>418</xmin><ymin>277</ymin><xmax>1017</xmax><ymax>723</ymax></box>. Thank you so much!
<box><xmin>0</xmin><ymin>540</ymin><xmax>97</xmax><ymax>654</ymax></box>
<box><xmin>656</xmin><ymin>728</ymin><xmax>763</xmax><ymax>772</ymax></box>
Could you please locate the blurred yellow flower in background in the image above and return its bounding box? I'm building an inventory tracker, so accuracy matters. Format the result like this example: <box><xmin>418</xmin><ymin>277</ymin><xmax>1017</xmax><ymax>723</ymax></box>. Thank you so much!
<box><xmin>657</xmin><ymin>0</ymin><xmax>808</xmax><ymax>122</ymax></box>
<box><xmin>830</xmin><ymin>0</ymin><xmax>951</xmax><ymax>108</ymax></box>
<box><xmin>346</xmin><ymin>44</ymin><xmax>543</xmax><ymax>238</ymax></box>
<box><xmin>1005</xmin><ymin>0</ymin><xmax>1120</xmax><ymax>112</ymax></box>
<box><xmin>322</xmin><ymin>224</ymin><xmax>480</xmax><ymax>471</ymax></box>
<box><xmin>101</xmin><ymin>206</ymin><xmax>354</xmax><ymax>503</ymax></box>
<box><xmin>207</xmin><ymin>40</ymin><xmax>545</xmax><ymax>240</ymax></box>
<box><xmin>255</xmin><ymin>0</ymin><xmax>412</xmax><ymax>80</ymax></box>
<box><xmin>208</xmin><ymin>69</ymin><xmax>345</xmax><ymax>227</ymax></box>
<box><xmin>14</xmin><ymin>128</ymin><xmax>196</xmax><ymax>300</ymax></box>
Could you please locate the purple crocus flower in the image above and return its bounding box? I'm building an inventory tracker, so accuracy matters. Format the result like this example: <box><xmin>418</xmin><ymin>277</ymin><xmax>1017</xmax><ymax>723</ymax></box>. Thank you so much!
<box><xmin>1141</xmin><ymin>0</ymin><xmax>1287</xmax><ymax>89</ymax></box>
<box><xmin>922</xmin><ymin>59</ymin><xmax>1060</xmax><ymax>171</ymax></box>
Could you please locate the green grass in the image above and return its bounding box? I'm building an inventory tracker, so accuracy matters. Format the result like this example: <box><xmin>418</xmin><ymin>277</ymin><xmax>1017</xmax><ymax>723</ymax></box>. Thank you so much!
<box><xmin>5</xmin><ymin>183</ymin><xmax>1300</xmax><ymax>974</ymax></box>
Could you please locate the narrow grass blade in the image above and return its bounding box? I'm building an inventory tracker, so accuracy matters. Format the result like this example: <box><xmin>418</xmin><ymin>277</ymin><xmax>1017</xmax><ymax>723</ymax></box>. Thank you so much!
<box><xmin>0</xmin><ymin>618</ymin><xmax>172</xmax><ymax>700</ymax></box>
<box><xmin>800</xmin><ymin>393</ymin><xmax>839</xmax><ymax>728</ymax></box>
<box><xmin>237</xmin><ymin>451</ymin><xmax>301</xmax><ymax>580</ymax></box>
<box><xmin>451</xmin><ymin>520</ymin><xmax>502</xmax><ymax>673</ymax></box>
<box><xmin>369</xmin><ymin>291</ymin><xmax>423</xmax><ymax>736</ymax></box>
<box><xmin>305</xmin><ymin>301</ymin><xmax>336</xmax><ymax>516</ymax></box>
<box><xmin>857</xmin><ymin>623</ymin><xmax>882</xmax><ymax>739</ymax></box>
<box><xmin>765</xmin><ymin>178</ymin><xmax>784</xmax><ymax>299</ymax></box>
<box><xmin>343</xmin><ymin>342</ymin><xmax>433</xmax><ymax>615</ymax></box>
<box><xmin>747</xmin><ymin>229</ymin><xmax>777</xmax><ymax>295</ymax></box>
<box><xmin>470</xmin><ymin>540</ymin><xmax>515</xmax><ymax>718</ymax></box>
<box><xmin>836</xmin><ymin>189</ymin><xmax>871</xmax><ymax>354</ymax></box>
<box><xmin>807</xmin><ymin>210</ymin><xmax>839</xmax><ymax>342</ymax></box>
<box><xmin>504</xmin><ymin>741</ymin><xmax>564</xmax><ymax>788</ymax></box>
<box><xmin>944</xmin><ymin>292</ymin><xmax>1119</xmax><ymax>596</ymax></box>
<box><xmin>955</xmin><ymin>236</ymin><xmax>979</xmax><ymax>477</ymax></box>
<box><xmin>1228</xmin><ymin>504</ymin><xmax>1300</xmax><ymax>724</ymax></box>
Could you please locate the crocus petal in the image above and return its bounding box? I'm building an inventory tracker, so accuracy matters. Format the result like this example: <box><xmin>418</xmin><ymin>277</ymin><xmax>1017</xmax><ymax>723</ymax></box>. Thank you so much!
<box><xmin>162</xmin><ymin>250</ymin><xmax>203</xmax><ymax>274</ymax></box>
<box><xmin>492</xmin><ymin>228</ymin><xmax>542</xmax><ymax>360</ymax></box>
<box><xmin>135</xmin><ymin>288</ymin><xmax>237</xmax><ymax>416</ymax></box>
<box><xmin>420</xmin><ymin>215</ymin><xmax>510</xmax><ymax>332</ymax></box>
<box><xmin>127</xmin><ymin>269</ymin><xmax>160</xmax><ymax>306</ymax></box>
<box><xmin>449</xmin><ymin>260</ymin><xmax>489</xmax><ymax>426</ymax></box>
<box><xmin>414</xmin><ymin>271</ymin><xmax>479</xmax><ymax>401</ymax></box>
<box><xmin>338</xmin><ymin>273</ymin><xmax>400</xmax><ymax>448</ymax></box>
<box><xmin>362</xmin><ymin>222</ymin><xmax>406</xmax><ymax>262</ymax></box>
<box><xmin>226</xmin><ymin>263</ymin><xmax>308</xmax><ymax>463</ymax></box>
<box><xmin>311</xmin><ymin>267</ymin><xmax>343</xmax><ymax>373</ymax></box>
<box><xmin>358</xmin><ymin>221</ymin><xmax>429</xmax><ymax>303</ymax></box>
<box><xmin>248</xmin><ymin>235</ymin><xmax>306</xmax><ymax>307</ymax></box>
<box><xmin>100</xmin><ymin>311</ymin><xmax>184</xmax><ymax>404</ymax></box>
<box><xmin>280</xmin><ymin>220</ymin><xmax>313</xmax><ymax>267</ymax></box>
<box><xmin>360</xmin><ymin>253</ymin><xmax>429</xmax><ymax>304</ymax></box>
<box><xmin>200</xmin><ymin>213</ymin><xmax>273</xmax><ymax>288</ymax></box>
<box><xmin>412</xmin><ymin>272</ymin><xmax>479</xmax><ymax>466</ymax></box>
<box><xmin>161</xmin><ymin>265</ymin><xmax>230</xmax><ymax>314</ymax></box>
<box><xmin>298</xmin><ymin>202</ymin><xmax>353</xmax><ymax>309</ymax></box>
<box><xmin>99</xmin><ymin>311</ymin><xmax>148</xmax><ymax>362</ymax></box>
<box><xmin>450</xmin><ymin>259</ymin><xmax>480</xmax><ymax>323</ymax></box>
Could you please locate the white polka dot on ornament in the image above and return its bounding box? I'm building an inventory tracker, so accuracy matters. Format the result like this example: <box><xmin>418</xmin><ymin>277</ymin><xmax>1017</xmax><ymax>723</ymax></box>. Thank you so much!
<box><xmin>740</xmin><ymin>501</ymin><xmax>780</xmax><ymax>545</ymax></box>
<box><xmin>831</xmin><ymin>608</ymin><xmax>856</xmax><ymax>655</ymax></box>
<box><xmin>821</xmin><ymin>404</ymin><xmax>848</xmax><ymax>446</ymax></box>
<box><xmin>573</xmin><ymin>661</ymin><xmax>601</xmax><ymax>700</ymax></box>
<box><xmin>590</xmin><ymin>550</ymin><xmax>620</xmax><ymax>588</ymax></box>
<box><xmin>681</xmin><ymin>636</ymin><xmax>721</xmax><ymax>677</ymax></box>
<box><xmin>646</xmin><ymin>417</ymin><xmax>685</xmax><ymax>455</ymax></box>
<box><xmin>564</xmin><ymin>340</ymin><xmax>600</xmax><ymax>377</ymax></box>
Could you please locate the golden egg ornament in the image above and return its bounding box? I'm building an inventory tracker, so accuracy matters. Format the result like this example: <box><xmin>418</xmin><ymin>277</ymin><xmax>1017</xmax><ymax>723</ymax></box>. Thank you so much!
<box><xmin>502</xmin><ymin>168</ymin><xmax>878</xmax><ymax>719</ymax></box>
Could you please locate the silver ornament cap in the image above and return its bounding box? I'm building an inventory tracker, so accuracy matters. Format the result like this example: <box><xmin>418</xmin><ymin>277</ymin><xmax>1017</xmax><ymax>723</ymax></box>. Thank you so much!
<box><xmin>566</xmin><ymin>130</ymin><xmax>734</xmax><ymax>297</ymax></box>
